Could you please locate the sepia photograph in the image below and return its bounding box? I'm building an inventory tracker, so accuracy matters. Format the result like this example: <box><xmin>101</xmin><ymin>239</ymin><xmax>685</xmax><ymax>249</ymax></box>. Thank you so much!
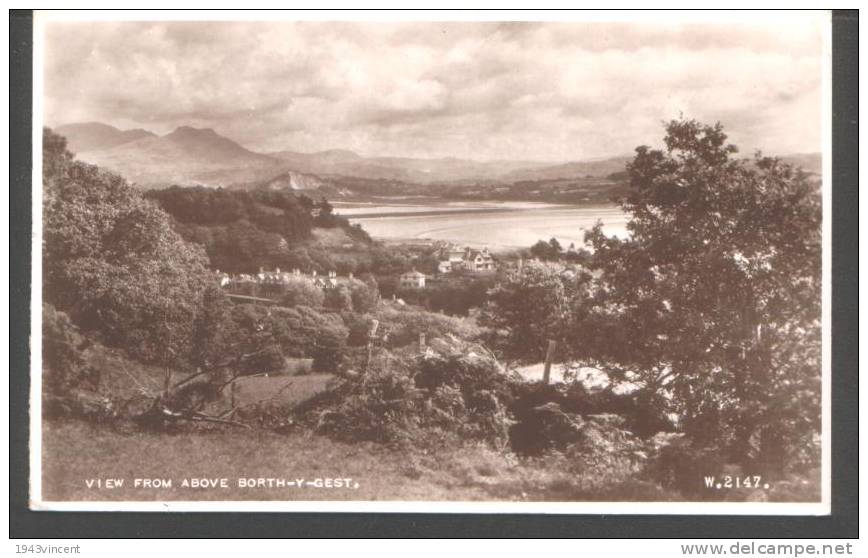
<box><xmin>28</xmin><ymin>10</ymin><xmax>832</xmax><ymax>513</ymax></box>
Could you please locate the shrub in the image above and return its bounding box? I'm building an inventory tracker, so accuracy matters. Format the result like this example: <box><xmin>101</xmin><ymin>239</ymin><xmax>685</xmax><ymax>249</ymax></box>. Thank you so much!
<box><xmin>42</xmin><ymin>303</ymin><xmax>94</xmax><ymax>395</ymax></box>
<box><xmin>43</xmin><ymin>128</ymin><xmax>211</xmax><ymax>369</ymax></box>
<box><xmin>324</xmin><ymin>285</ymin><xmax>353</xmax><ymax>312</ymax></box>
<box><xmin>374</xmin><ymin>305</ymin><xmax>483</xmax><ymax>348</ymax></box>
<box><xmin>348</xmin><ymin>278</ymin><xmax>380</xmax><ymax>313</ymax></box>
<box><xmin>341</xmin><ymin>312</ymin><xmax>374</xmax><ymax>346</ymax></box>
<box><xmin>301</xmin><ymin>354</ymin><xmax>423</xmax><ymax>445</ymax></box>
<box><xmin>644</xmin><ymin>434</ymin><xmax>726</xmax><ymax>500</ymax></box>
<box><xmin>299</xmin><ymin>339</ymin><xmax>515</xmax><ymax>449</ymax></box>
<box><xmin>256</xmin><ymin>304</ymin><xmax>349</xmax><ymax>372</ymax></box>
<box><xmin>507</xmin><ymin>381</ymin><xmax>675</xmax><ymax>455</ymax></box>
<box><xmin>280</xmin><ymin>280</ymin><xmax>325</xmax><ymax>308</ymax></box>
<box><xmin>560</xmin><ymin>414</ymin><xmax>648</xmax><ymax>486</ymax></box>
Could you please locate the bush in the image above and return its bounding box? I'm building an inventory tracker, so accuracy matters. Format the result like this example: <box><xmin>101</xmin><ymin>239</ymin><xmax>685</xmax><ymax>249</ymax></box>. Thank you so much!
<box><xmin>232</xmin><ymin>304</ymin><xmax>349</xmax><ymax>372</ymax></box>
<box><xmin>280</xmin><ymin>280</ymin><xmax>325</xmax><ymax>308</ymax></box>
<box><xmin>559</xmin><ymin>414</ymin><xmax>648</xmax><ymax>487</ymax></box>
<box><xmin>299</xmin><ymin>339</ymin><xmax>515</xmax><ymax>449</ymax></box>
<box><xmin>42</xmin><ymin>303</ymin><xmax>94</xmax><ymax>395</ymax></box>
<box><xmin>43</xmin><ymin>128</ymin><xmax>211</xmax><ymax>369</ymax></box>
<box><xmin>324</xmin><ymin>285</ymin><xmax>353</xmax><ymax>311</ymax></box>
<box><xmin>507</xmin><ymin>381</ymin><xmax>675</xmax><ymax>455</ymax></box>
<box><xmin>348</xmin><ymin>278</ymin><xmax>380</xmax><ymax>313</ymax></box>
<box><xmin>374</xmin><ymin>305</ymin><xmax>483</xmax><ymax>348</ymax></box>
<box><xmin>644</xmin><ymin>434</ymin><xmax>727</xmax><ymax>500</ymax></box>
<box><xmin>341</xmin><ymin>312</ymin><xmax>374</xmax><ymax>346</ymax></box>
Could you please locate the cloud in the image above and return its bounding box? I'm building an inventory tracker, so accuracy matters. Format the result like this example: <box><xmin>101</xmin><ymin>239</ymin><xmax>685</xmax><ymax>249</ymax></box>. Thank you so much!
<box><xmin>42</xmin><ymin>18</ymin><xmax>825</xmax><ymax>161</ymax></box>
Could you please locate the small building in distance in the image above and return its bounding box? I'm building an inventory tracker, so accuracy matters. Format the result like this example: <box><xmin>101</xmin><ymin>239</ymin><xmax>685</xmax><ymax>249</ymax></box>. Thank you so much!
<box><xmin>221</xmin><ymin>267</ymin><xmax>356</xmax><ymax>293</ymax></box>
<box><xmin>399</xmin><ymin>270</ymin><xmax>427</xmax><ymax>289</ymax></box>
<box><xmin>435</xmin><ymin>244</ymin><xmax>496</xmax><ymax>274</ymax></box>
<box><xmin>462</xmin><ymin>247</ymin><xmax>495</xmax><ymax>272</ymax></box>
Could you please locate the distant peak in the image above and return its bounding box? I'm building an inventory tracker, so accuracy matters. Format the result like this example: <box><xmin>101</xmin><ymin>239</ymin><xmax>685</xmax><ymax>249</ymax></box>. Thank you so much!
<box><xmin>169</xmin><ymin>125</ymin><xmax>219</xmax><ymax>136</ymax></box>
<box><xmin>320</xmin><ymin>148</ymin><xmax>359</xmax><ymax>156</ymax></box>
<box><xmin>56</xmin><ymin>121</ymin><xmax>120</xmax><ymax>131</ymax></box>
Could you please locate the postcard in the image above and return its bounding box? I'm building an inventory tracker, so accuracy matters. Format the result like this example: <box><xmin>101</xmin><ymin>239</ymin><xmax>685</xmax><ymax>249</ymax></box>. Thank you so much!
<box><xmin>29</xmin><ymin>10</ymin><xmax>832</xmax><ymax>513</ymax></box>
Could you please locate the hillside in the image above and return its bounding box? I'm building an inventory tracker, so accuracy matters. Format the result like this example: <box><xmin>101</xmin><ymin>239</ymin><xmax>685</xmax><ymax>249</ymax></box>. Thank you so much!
<box><xmin>144</xmin><ymin>186</ymin><xmax>377</xmax><ymax>274</ymax></box>
<box><xmin>269</xmin><ymin>149</ymin><xmax>561</xmax><ymax>184</ymax></box>
<box><xmin>255</xmin><ymin>170</ymin><xmax>330</xmax><ymax>192</ymax></box>
<box><xmin>55</xmin><ymin>122</ymin><xmax>156</xmax><ymax>153</ymax></box>
<box><xmin>75</xmin><ymin>126</ymin><xmax>284</xmax><ymax>188</ymax></box>
<box><xmin>57</xmin><ymin>121</ymin><xmax>823</xmax><ymax>195</ymax></box>
<box><xmin>501</xmin><ymin>156</ymin><xmax>633</xmax><ymax>182</ymax></box>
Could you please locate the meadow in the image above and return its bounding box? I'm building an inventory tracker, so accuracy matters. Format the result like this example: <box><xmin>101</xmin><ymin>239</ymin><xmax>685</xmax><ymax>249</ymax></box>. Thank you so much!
<box><xmin>40</xmin><ymin>419</ymin><xmax>677</xmax><ymax>503</ymax></box>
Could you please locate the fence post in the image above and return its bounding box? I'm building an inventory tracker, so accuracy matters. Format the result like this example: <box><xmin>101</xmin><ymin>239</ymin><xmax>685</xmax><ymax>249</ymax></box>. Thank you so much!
<box><xmin>364</xmin><ymin>319</ymin><xmax>380</xmax><ymax>374</ymax></box>
<box><xmin>542</xmin><ymin>340</ymin><xmax>557</xmax><ymax>384</ymax></box>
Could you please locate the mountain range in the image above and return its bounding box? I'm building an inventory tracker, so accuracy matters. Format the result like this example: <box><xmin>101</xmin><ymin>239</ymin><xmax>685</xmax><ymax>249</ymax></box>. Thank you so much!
<box><xmin>53</xmin><ymin>122</ymin><xmax>822</xmax><ymax>194</ymax></box>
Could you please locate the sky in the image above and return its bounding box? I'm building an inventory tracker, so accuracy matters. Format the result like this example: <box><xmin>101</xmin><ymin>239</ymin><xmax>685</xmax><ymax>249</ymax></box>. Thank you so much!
<box><xmin>42</xmin><ymin>17</ymin><xmax>826</xmax><ymax>162</ymax></box>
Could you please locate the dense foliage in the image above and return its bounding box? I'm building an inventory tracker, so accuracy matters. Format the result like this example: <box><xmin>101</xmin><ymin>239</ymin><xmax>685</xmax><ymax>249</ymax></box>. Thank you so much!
<box><xmin>146</xmin><ymin>187</ymin><xmax>371</xmax><ymax>274</ymax></box>
<box><xmin>41</xmin><ymin>120</ymin><xmax>822</xmax><ymax>499</ymax></box>
<box><xmin>300</xmin><ymin>339</ymin><xmax>514</xmax><ymax>448</ymax></box>
<box><xmin>484</xmin><ymin>119</ymin><xmax>822</xmax><ymax>475</ymax></box>
<box><xmin>482</xmin><ymin>262</ymin><xmax>588</xmax><ymax>363</ymax></box>
<box><xmin>43</xmin><ymin>128</ymin><xmax>211</xmax><ymax>368</ymax></box>
<box><xmin>396</xmin><ymin>275</ymin><xmax>498</xmax><ymax>316</ymax></box>
<box><xmin>231</xmin><ymin>304</ymin><xmax>349</xmax><ymax>372</ymax></box>
<box><xmin>583</xmin><ymin>119</ymin><xmax>821</xmax><ymax>473</ymax></box>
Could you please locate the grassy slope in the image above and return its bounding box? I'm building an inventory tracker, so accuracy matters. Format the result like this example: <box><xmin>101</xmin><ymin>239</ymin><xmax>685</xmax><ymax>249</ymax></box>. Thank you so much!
<box><xmin>41</xmin><ymin>420</ymin><xmax>536</xmax><ymax>502</ymax></box>
<box><xmin>41</xmin><ymin>419</ymin><xmax>819</xmax><ymax>504</ymax></box>
<box><xmin>42</xmin><ymin>418</ymin><xmax>690</xmax><ymax>503</ymax></box>
<box><xmin>233</xmin><ymin>374</ymin><xmax>333</xmax><ymax>408</ymax></box>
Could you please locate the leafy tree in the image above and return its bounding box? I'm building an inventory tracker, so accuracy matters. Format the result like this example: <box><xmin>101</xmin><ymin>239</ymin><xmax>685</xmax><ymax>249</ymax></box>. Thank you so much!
<box><xmin>280</xmin><ymin>280</ymin><xmax>326</xmax><ymax>308</ymax></box>
<box><xmin>42</xmin><ymin>303</ymin><xmax>93</xmax><ymax>394</ymax></box>
<box><xmin>42</xmin><ymin>128</ymin><xmax>211</xmax><ymax>368</ymax></box>
<box><xmin>324</xmin><ymin>285</ymin><xmax>354</xmax><ymax>312</ymax></box>
<box><xmin>481</xmin><ymin>262</ymin><xmax>580</xmax><ymax>363</ymax></box>
<box><xmin>314</xmin><ymin>197</ymin><xmax>340</xmax><ymax>227</ymax></box>
<box><xmin>347</xmin><ymin>278</ymin><xmax>380</xmax><ymax>313</ymax></box>
<box><xmin>190</xmin><ymin>285</ymin><xmax>237</xmax><ymax>371</ymax></box>
<box><xmin>548</xmin><ymin>237</ymin><xmax>563</xmax><ymax>254</ymax></box>
<box><xmin>271</xmin><ymin>305</ymin><xmax>349</xmax><ymax>370</ymax></box>
<box><xmin>581</xmin><ymin>119</ymin><xmax>821</xmax><ymax>472</ymax></box>
<box><xmin>146</xmin><ymin>186</ymin><xmax>375</xmax><ymax>274</ymax></box>
<box><xmin>374</xmin><ymin>305</ymin><xmax>483</xmax><ymax>349</ymax></box>
<box><xmin>529</xmin><ymin>237</ymin><xmax>564</xmax><ymax>261</ymax></box>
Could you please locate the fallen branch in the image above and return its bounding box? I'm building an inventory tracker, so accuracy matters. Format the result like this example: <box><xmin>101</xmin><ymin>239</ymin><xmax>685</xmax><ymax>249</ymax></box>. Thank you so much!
<box><xmin>159</xmin><ymin>407</ymin><xmax>252</xmax><ymax>429</ymax></box>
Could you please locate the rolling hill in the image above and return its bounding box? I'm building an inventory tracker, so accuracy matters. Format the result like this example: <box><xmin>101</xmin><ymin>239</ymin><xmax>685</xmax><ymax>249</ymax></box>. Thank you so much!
<box><xmin>269</xmin><ymin>149</ymin><xmax>561</xmax><ymax>184</ymax></box>
<box><xmin>55</xmin><ymin>122</ymin><xmax>156</xmax><ymax>154</ymax></box>
<box><xmin>54</xmin><ymin>121</ymin><xmax>823</xmax><ymax>194</ymax></box>
<box><xmin>500</xmin><ymin>156</ymin><xmax>634</xmax><ymax>182</ymax></box>
<box><xmin>73</xmin><ymin>125</ymin><xmax>284</xmax><ymax>188</ymax></box>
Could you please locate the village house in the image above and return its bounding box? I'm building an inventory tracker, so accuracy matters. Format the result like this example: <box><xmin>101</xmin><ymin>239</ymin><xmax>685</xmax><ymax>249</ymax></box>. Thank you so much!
<box><xmin>462</xmin><ymin>247</ymin><xmax>495</xmax><ymax>272</ymax></box>
<box><xmin>399</xmin><ymin>270</ymin><xmax>427</xmax><ymax>289</ymax></box>
<box><xmin>222</xmin><ymin>268</ymin><xmax>355</xmax><ymax>292</ymax></box>
<box><xmin>435</xmin><ymin>244</ymin><xmax>496</xmax><ymax>274</ymax></box>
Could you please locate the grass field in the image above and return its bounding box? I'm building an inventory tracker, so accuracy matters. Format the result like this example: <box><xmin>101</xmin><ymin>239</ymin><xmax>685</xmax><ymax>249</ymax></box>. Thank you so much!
<box><xmin>40</xmin><ymin>419</ymin><xmax>689</xmax><ymax>503</ymax></box>
<box><xmin>40</xmin><ymin>419</ymin><xmax>817</xmax><ymax>503</ymax></box>
<box><xmin>39</xmin><ymin>420</ymin><xmax>542</xmax><ymax>502</ymax></box>
<box><xmin>232</xmin><ymin>373</ymin><xmax>333</xmax><ymax>408</ymax></box>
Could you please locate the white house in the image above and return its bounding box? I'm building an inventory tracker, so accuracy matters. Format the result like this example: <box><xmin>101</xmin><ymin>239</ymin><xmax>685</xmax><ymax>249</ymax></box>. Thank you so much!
<box><xmin>436</xmin><ymin>244</ymin><xmax>495</xmax><ymax>273</ymax></box>
<box><xmin>462</xmin><ymin>247</ymin><xmax>495</xmax><ymax>272</ymax></box>
<box><xmin>399</xmin><ymin>270</ymin><xmax>427</xmax><ymax>289</ymax></box>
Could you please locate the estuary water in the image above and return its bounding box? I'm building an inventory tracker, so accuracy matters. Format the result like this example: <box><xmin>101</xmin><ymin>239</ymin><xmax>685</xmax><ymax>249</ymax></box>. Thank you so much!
<box><xmin>338</xmin><ymin>200</ymin><xmax>629</xmax><ymax>252</ymax></box>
